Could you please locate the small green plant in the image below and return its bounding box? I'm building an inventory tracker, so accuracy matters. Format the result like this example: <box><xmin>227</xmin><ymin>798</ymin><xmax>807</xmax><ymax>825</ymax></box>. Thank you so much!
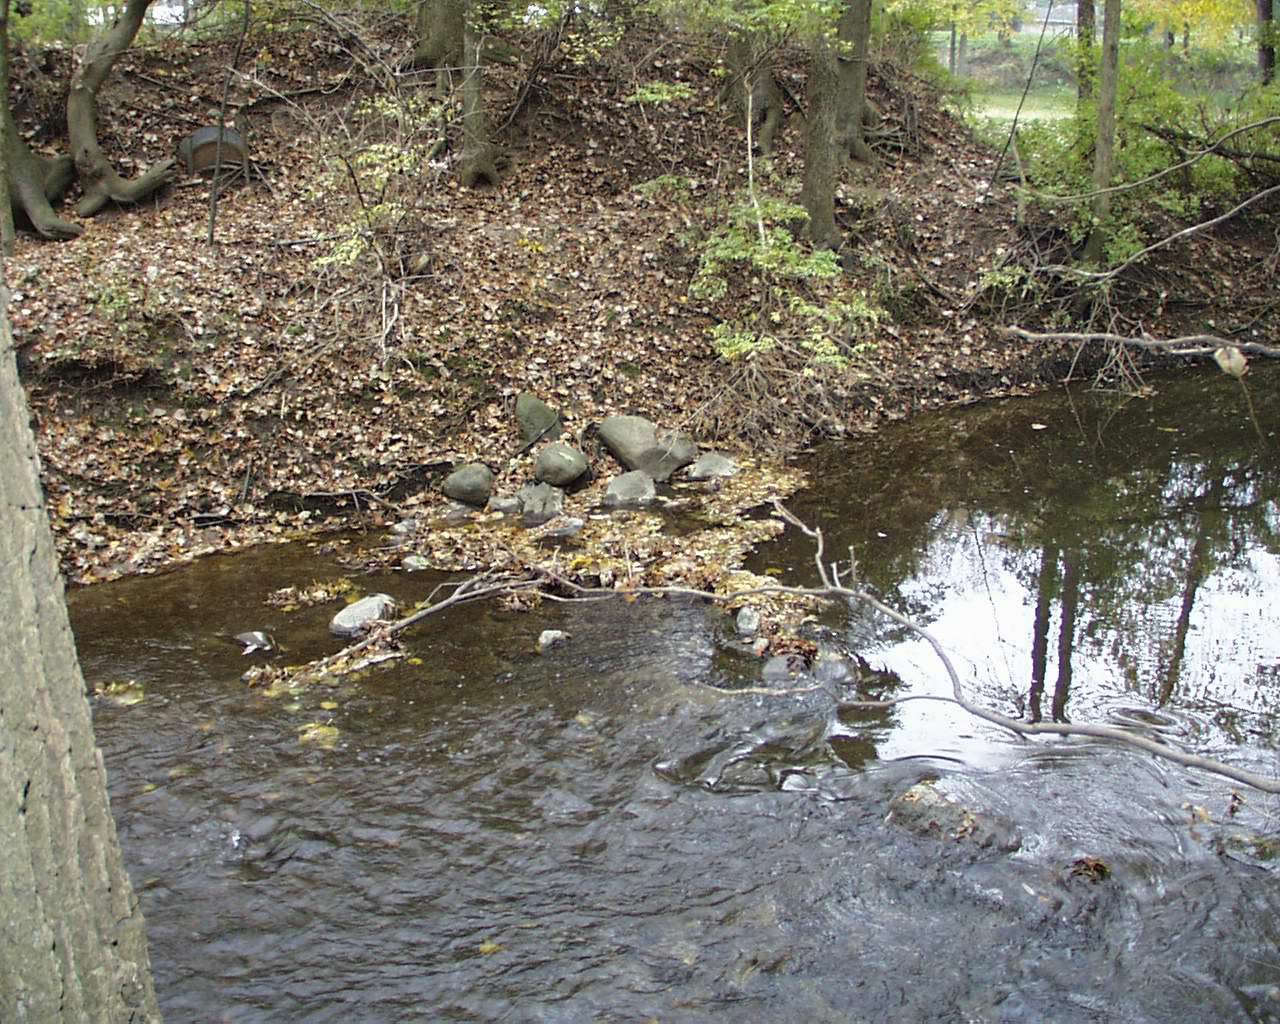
<box><xmin>626</xmin><ymin>81</ymin><xmax>695</xmax><ymax>105</ymax></box>
<box><xmin>688</xmin><ymin>193</ymin><xmax>878</xmax><ymax>368</ymax></box>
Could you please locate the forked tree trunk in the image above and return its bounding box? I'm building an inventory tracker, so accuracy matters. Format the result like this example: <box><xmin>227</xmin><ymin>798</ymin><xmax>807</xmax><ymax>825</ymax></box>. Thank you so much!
<box><xmin>68</xmin><ymin>0</ymin><xmax>174</xmax><ymax>217</ymax></box>
<box><xmin>0</xmin><ymin>290</ymin><xmax>161</xmax><ymax>1022</ymax></box>
<box><xmin>2</xmin><ymin>103</ymin><xmax>79</xmax><ymax>239</ymax></box>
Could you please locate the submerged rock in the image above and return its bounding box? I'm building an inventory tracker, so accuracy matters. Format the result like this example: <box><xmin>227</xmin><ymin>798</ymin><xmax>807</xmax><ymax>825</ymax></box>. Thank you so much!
<box><xmin>735</xmin><ymin>606</ymin><xmax>761</xmax><ymax>638</ymax></box>
<box><xmin>330</xmin><ymin>593</ymin><xmax>396</xmax><ymax>637</ymax></box>
<box><xmin>537</xmin><ymin>629</ymin><xmax>570</xmax><ymax>653</ymax></box>
<box><xmin>487</xmin><ymin>495</ymin><xmax>523</xmax><ymax>516</ymax></box>
<box><xmin>541</xmin><ymin>516</ymin><xmax>585</xmax><ymax>540</ymax></box>
<box><xmin>534</xmin><ymin>442</ymin><xmax>589</xmax><ymax>487</ymax></box>
<box><xmin>516</xmin><ymin>393</ymin><xmax>562</xmax><ymax>444</ymax></box>
<box><xmin>688</xmin><ymin>452</ymin><xmax>739</xmax><ymax>481</ymax></box>
<box><xmin>886</xmin><ymin>781</ymin><xmax>1022</xmax><ymax>852</ymax></box>
<box><xmin>516</xmin><ymin>482</ymin><xmax>565</xmax><ymax>526</ymax></box>
<box><xmin>233</xmin><ymin>630</ymin><xmax>275</xmax><ymax>655</ymax></box>
<box><xmin>442</xmin><ymin>463</ymin><xmax>493</xmax><ymax>507</ymax></box>
<box><xmin>603</xmin><ymin>470</ymin><xmax>656</xmax><ymax>508</ymax></box>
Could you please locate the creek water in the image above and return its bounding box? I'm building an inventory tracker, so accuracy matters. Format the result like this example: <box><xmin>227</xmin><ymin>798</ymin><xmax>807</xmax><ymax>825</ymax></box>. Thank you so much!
<box><xmin>73</xmin><ymin>366</ymin><xmax>1280</xmax><ymax>1023</ymax></box>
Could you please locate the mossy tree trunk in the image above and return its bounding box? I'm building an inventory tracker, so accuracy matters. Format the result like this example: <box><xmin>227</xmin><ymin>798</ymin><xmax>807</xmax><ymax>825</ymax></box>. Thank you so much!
<box><xmin>68</xmin><ymin>0</ymin><xmax>174</xmax><ymax>217</ymax></box>
<box><xmin>458</xmin><ymin>2</ymin><xmax>499</xmax><ymax>188</ymax></box>
<box><xmin>723</xmin><ymin>33</ymin><xmax>783</xmax><ymax>158</ymax></box>
<box><xmin>836</xmin><ymin>0</ymin><xmax>873</xmax><ymax>164</ymax></box>
<box><xmin>1076</xmin><ymin>0</ymin><xmax>1095</xmax><ymax>103</ymax></box>
<box><xmin>1260</xmin><ymin>0</ymin><xmax>1275</xmax><ymax>86</ymax></box>
<box><xmin>1082</xmin><ymin>0</ymin><xmax>1120</xmax><ymax>266</ymax></box>
<box><xmin>0</xmin><ymin>290</ymin><xmax>161</xmax><ymax>1023</ymax></box>
<box><xmin>801</xmin><ymin>24</ymin><xmax>840</xmax><ymax>247</ymax></box>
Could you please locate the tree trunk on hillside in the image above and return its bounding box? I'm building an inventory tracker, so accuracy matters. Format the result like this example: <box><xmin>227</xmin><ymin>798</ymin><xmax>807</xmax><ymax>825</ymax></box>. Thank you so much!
<box><xmin>1082</xmin><ymin>0</ymin><xmax>1120</xmax><ymax>266</ymax></box>
<box><xmin>458</xmin><ymin>5</ymin><xmax>498</xmax><ymax>188</ymax></box>
<box><xmin>836</xmin><ymin>0</ymin><xmax>874</xmax><ymax>164</ymax></box>
<box><xmin>0</xmin><ymin>0</ymin><xmax>14</xmax><ymax>252</ymax></box>
<box><xmin>412</xmin><ymin>0</ymin><xmax>463</xmax><ymax>76</ymax></box>
<box><xmin>2</xmin><ymin>104</ymin><xmax>79</xmax><ymax>239</ymax></box>
<box><xmin>1260</xmin><ymin>0</ymin><xmax>1275</xmax><ymax>86</ymax></box>
<box><xmin>0</xmin><ymin>290</ymin><xmax>161</xmax><ymax>1023</ymax></box>
<box><xmin>1076</xmin><ymin>0</ymin><xmax>1095</xmax><ymax>102</ymax></box>
<box><xmin>68</xmin><ymin>0</ymin><xmax>174</xmax><ymax>217</ymax></box>
<box><xmin>723</xmin><ymin>33</ymin><xmax>784</xmax><ymax>159</ymax></box>
<box><xmin>801</xmin><ymin>25</ymin><xmax>840</xmax><ymax>247</ymax></box>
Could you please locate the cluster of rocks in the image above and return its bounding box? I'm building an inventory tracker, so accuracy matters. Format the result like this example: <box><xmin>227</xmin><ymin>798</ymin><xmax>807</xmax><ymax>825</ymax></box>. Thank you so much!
<box><xmin>439</xmin><ymin>394</ymin><xmax>738</xmax><ymax>527</ymax></box>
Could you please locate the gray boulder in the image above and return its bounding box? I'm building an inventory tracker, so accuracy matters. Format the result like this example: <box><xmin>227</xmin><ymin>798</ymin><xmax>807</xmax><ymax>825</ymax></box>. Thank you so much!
<box><xmin>516</xmin><ymin>482</ymin><xmax>565</xmax><ymax>526</ymax></box>
<box><xmin>330</xmin><ymin>593</ymin><xmax>396</xmax><ymax>637</ymax></box>
<box><xmin>636</xmin><ymin>431</ymin><xmax>699</xmax><ymax>482</ymax></box>
<box><xmin>688</xmin><ymin>452</ymin><xmax>739</xmax><ymax>481</ymax></box>
<box><xmin>516</xmin><ymin>393</ymin><xmax>562</xmax><ymax>444</ymax></box>
<box><xmin>735</xmin><ymin>606</ymin><xmax>761</xmax><ymax>638</ymax></box>
<box><xmin>603</xmin><ymin>470</ymin><xmax>656</xmax><ymax>508</ymax></box>
<box><xmin>442</xmin><ymin>463</ymin><xmax>493</xmax><ymax>507</ymax></box>
<box><xmin>598</xmin><ymin>415</ymin><xmax>657</xmax><ymax>468</ymax></box>
<box><xmin>534</xmin><ymin>442</ymin><xmax>589</xmax><ymax>487</ymax></box>
<box><xmin>401</xmin><ymin>554</ymin><xmax>431</xmax><ymax>573</ymax></box>
<box><xmin>487</xmin><ymin>495</ymin><xmax>523</xmax><ymax>516</ymax></box>
<box><xmin>599</xmin><ymin>415</ymin><xmax>697</xmax><ymax>482</ymax></box>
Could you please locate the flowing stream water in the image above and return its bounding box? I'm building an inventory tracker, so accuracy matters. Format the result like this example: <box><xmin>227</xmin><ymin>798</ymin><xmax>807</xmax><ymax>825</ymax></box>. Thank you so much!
<box><xmin>73</xmin><ymin>366</ymin><xmax>1280</xmax><ymax>1022</ymax></box>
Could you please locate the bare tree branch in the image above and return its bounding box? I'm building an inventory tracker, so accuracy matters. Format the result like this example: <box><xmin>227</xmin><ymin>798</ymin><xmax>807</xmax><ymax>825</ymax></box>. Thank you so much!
<box><xmin>1002</xmin><ymin>325</ymin><xmax>1280</xmax><ymax>360</ymax></box>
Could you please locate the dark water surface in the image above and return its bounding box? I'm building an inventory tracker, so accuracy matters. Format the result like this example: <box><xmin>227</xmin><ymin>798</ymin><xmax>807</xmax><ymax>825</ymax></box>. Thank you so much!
<box><xmin>74</xmin><ymin>367</ymin><xmax>1280</xmax><ymax>1023</ymax></box>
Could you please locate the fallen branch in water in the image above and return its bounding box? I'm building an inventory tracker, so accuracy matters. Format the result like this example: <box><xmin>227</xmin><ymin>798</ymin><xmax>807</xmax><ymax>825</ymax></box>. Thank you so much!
<box><xmin>767</xmin><ymin>503</ymin><xmax>1280</xmax><ymax>795</ymax></box>
<box><xmin>1002</xmin><ymin>325</ymin><xmax>1280</xmax><ymax>362</ymax></box>
<box><xmin>269</xmin><ymin>506</ymin><xmax>1280</xmax><ymax>793</ymax></box>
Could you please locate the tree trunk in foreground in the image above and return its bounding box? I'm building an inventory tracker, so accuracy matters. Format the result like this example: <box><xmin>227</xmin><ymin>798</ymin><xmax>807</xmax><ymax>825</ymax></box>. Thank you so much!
<box><xmin>0</xmin><ymin>290</ymin><xmax>160</xmax><ymax>1021</ymax></box>
<box><xmin>68</xmin><ymin>0</ymin><xmax>173</xmax><ymax>217</ymax></box>
<box><xmin>801</xmin><ymin>24</ymin><xmax>840</xmax><ymax>247</ymax></box>
<box><xmin>1082</xmin><ymin>0</ymin><xmax>1120</xmax><ymax>266</ymax></box>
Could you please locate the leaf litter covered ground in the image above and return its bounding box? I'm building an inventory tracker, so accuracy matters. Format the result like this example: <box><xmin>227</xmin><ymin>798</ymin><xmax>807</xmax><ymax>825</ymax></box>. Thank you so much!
<box><xmin>9</xmin><ymin>14</ymin><xmax>1278</xmax><ymax>597</ymax></box>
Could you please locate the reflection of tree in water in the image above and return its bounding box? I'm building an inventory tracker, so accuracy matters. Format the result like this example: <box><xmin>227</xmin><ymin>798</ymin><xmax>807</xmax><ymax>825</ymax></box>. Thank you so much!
<box><xmin>765</xmin><ymin>365</ymin><xmax>1280</xmax><ymax>737</ymax></box>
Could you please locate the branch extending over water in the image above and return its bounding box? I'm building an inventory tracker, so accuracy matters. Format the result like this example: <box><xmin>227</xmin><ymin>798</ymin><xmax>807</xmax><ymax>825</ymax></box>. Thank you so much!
<box><xmin>284</xmin><ymin>506</ymin><xmax>1280</xmax><ymax>793</ymax></box>
<box><xmin>1002</xmin><ymin>325</ymin><xmax>1280</xmax><ymax>361</ymax></box>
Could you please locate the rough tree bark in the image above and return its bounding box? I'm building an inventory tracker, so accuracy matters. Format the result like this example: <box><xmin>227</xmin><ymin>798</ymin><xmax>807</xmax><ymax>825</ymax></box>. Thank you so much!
<box><xmin>1076</xmin><ymin>0</ymin><xmax>1095</xmax><ymax>102</ymax></box>
<box><xmin>0</xmin><ymin>289</ymin><xmax>161</xmax><ymax>1021</ymax></box>
<box><xmin>723</xmin><ymin>33</ymin><xmax>783</xmax><ymax>159</ymax></box>
<box><xmin>1082</xmin><ymin>0</ymin><xmax>1120</xmax><ymax>266</ymax></box>
<box><xmin>457</xmin><ymin>3</ymin><xmax>498</xmax><ymax>188</ymax></box>
<box><xmin>801</xmin><ymin>23</ymin><xmax>840</xmax><ymax>246</ymax></box>
<box><xmin>68</xmin><ymin>0</ymin><xmax>174</xmax><ymax>216</ymax></box>
<box><xmin>836</xmin><ymin>0</ymin><xmax>874</xmax><ymax>164</ymax></box>
<box><xmin>412</xmin><ymin>0</ymin><xmax>463</xmax><ymax>77</ymax></box>
<box><xmin>0</xmin><ymin>0</ymin><xmax>14</xmax><ymax>251</ymax></box>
